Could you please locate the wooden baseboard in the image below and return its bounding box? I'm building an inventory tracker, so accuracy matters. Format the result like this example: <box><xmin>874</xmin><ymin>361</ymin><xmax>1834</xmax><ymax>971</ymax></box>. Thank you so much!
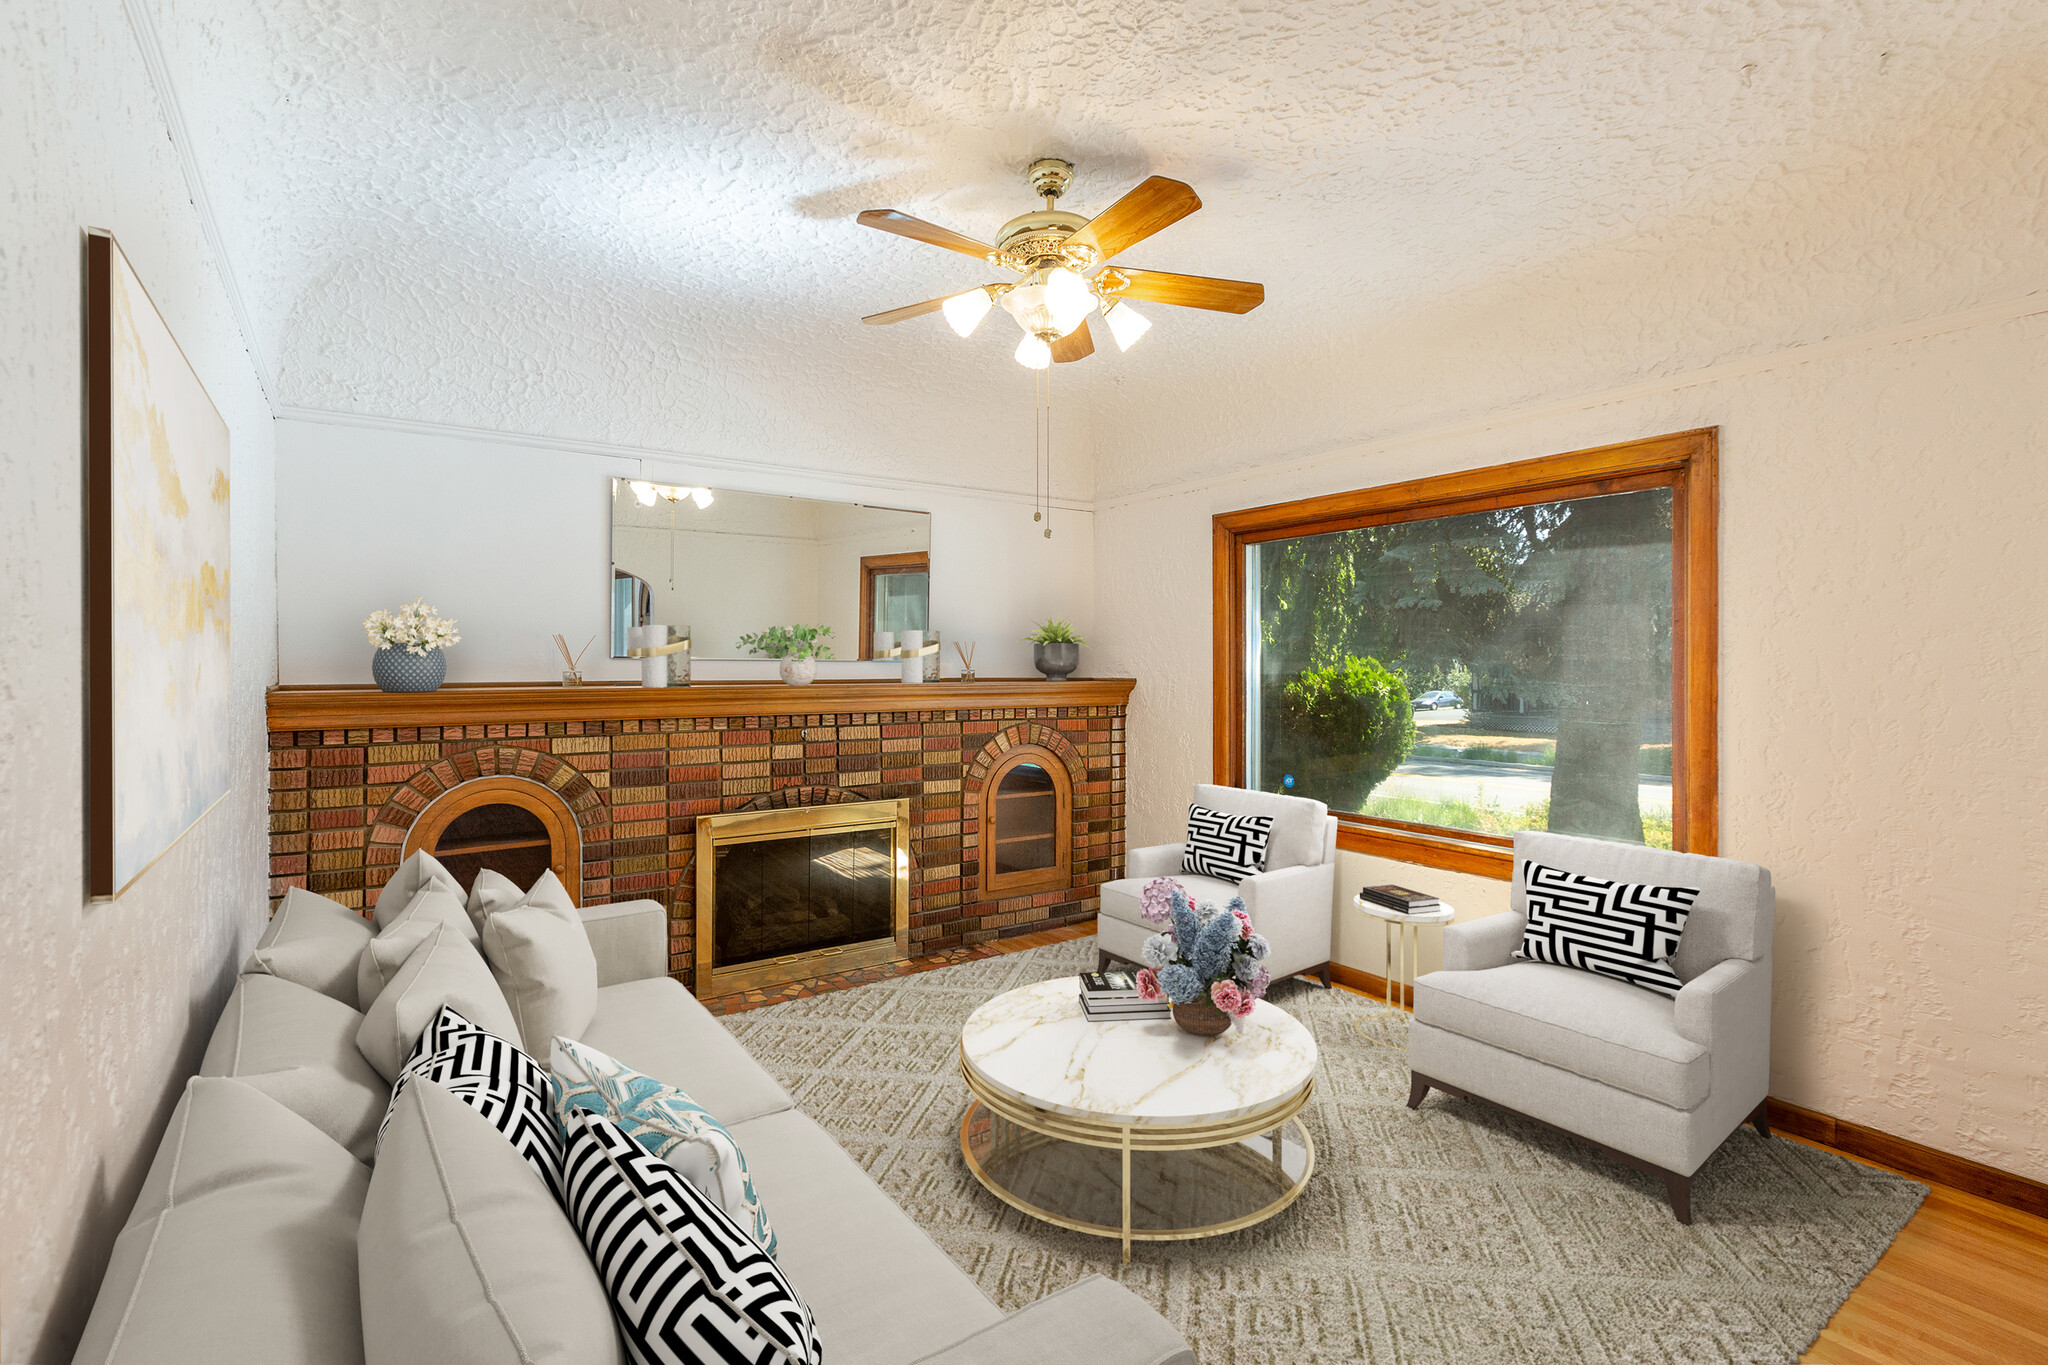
<box><xmin>1320</xmin><ymin>963</ymin><xmax>2048</xmax><ymax>1220</ymax></box>
<box><xmin>1767</xmin><ymin>1098</ymin><xmax>2048</xmax><ymax>1218</ymax></box>
<box><xmin>1328</xmin><ymin>961</ymin><xmax>1406</xmax><ymax>1005</ymax></box>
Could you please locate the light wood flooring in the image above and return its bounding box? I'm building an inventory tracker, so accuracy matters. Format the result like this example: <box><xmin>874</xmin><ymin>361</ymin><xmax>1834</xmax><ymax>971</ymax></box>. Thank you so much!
<box><xmin>913</xmin><ymin>924</ymin><xmax>2048</xmax><ymax>1364</ymax></box>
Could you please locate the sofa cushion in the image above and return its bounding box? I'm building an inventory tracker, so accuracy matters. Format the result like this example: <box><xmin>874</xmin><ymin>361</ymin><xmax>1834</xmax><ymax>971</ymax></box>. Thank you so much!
<box><xmin>1193</xmin><ymin>782</ymin><xmax>1330</xmax><ymax>870</ymax></box>
<box><xmin>200</xmin><ymin>973</ymin><xmax>389</xmax><ymax>1162</ymax></box>
<box><xmin>72</xmin><ymin>1077</ymin><xmax>368</xmax><ymax>1365</ymax></box>
<box><xmin>356</xmin><ymin>886</ymin><xmax>472</xmax><ymax>1004</ymax></box>
<box><xmin>1413</xmin><ymin>962</ymin><xmax>1710</xmax><ymax>1109</ymax></box>
<box><xmin>551</xmin><ymin>1036</ymin><xmax>777</xmax><ymax>1256</ymax></box>
<box><xmin>729</xmin><ymin>1109</ymin><xmax>1002</xmax><ymax>1365</ymax></box>
<box><xmin>581</xmin><ymin>977</ymin><xmax>794</xmax><ymax>1127</ymax></box>
<box><xmin>362</xmin><ymin>1079</ymin><xmax>622</xmax><ymax>1365</ymax></box>
<box><xmin>357</xmin><ymin>921</ymin><xmax>520</xmax><ymax>1082</ymax></box>
<box><xmin>244</xmin><ymin>886</ymin><xmax>373</xmax><ymax>1005</ymax></box>
<box><xmin>465</xmin><ymin>867</ymin><xmax>527</xmax><ymax>922</ymax></box>
<box><xmin>562</xmin><ymin>1108</ymin><xmax>822</xmax><ymax>1365</ymax></box>
<box><xmin>384</xmin><ymin>1005</ymin><xmax>563</xmax><ymax>1193</ymax></box>
<box><xmin>478</xmin><ymin>872</ymin><xmax>598</xmax><ymax>1053</ymax></box>
<box><xmin>372</xmin><ymin>849</ymin><xmax>463</xmax><ymax>928</ymax></box>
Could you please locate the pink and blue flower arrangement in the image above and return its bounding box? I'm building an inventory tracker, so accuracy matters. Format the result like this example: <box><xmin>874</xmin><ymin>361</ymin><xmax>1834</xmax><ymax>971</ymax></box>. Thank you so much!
<box><xmin>1132</xmin><ymin>877</ymin><xmax>1272</xmax><ymax>1028</ymax></box>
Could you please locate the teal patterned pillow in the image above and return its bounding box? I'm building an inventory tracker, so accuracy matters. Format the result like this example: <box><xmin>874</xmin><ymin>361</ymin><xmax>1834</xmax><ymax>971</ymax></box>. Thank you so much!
<box><xmin>548</xmin><ymin>1037</ymin><xmax>777</xmax><ymax>1258</ymax></box>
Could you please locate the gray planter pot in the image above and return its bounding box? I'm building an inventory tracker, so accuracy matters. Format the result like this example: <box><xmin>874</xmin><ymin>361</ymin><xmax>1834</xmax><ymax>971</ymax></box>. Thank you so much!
<box><xmin>372</xmin><ymin>646</ymin><xmax>447</xmax><ymax>693</ymax></box>
<box><xmin>1032</xmin><ymin>641</ymin><xmax>1079</xmax><ymax>681</ymax></box>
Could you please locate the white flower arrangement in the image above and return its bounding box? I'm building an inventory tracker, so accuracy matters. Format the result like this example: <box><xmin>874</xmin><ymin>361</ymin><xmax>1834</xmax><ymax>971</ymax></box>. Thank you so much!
<box><xmin>363</xmin><ymin>598</ymin><xmax>461</xmax><ymax>657</ymax></box>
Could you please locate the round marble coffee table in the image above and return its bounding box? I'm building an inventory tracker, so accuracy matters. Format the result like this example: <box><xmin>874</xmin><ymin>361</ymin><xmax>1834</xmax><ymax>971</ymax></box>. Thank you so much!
<box><xmin>957</xmin><ymin>976</ymin><xmax>1318</xmax><ymax>1262</ymax></box>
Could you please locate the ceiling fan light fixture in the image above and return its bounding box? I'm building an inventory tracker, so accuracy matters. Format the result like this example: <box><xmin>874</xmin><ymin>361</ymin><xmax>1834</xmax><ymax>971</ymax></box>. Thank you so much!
<box><xmin>1014</xmin><ymin>334</ymin><xmax>1052</xmax><ymax>369</ymax></box>
<box><xmin>941</xmin><ymin>287</ymin><xmax>993</xmax><ymax>338</ymax></box>
<box><xmin>1042</xmin><ymin>266</ymin><xmax>1098</xmax><ymax>334</ymax></box>
<box><xmin>1102</xmin><ymin>300</ymin><xmax>1152</xmax><ymax>351</ymax></box>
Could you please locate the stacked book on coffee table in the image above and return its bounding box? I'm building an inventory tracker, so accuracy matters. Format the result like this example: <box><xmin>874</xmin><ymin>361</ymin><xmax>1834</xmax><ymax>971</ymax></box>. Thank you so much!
<box><xmin>1358</xmin><ymin>884</ymin><xmax>1441</xmax><ymax>914</ymax></box>
<box><xmin>1078</xmin><ymin>969</ymin><xmax>1170</xmax><ymax>1022</ymax></box>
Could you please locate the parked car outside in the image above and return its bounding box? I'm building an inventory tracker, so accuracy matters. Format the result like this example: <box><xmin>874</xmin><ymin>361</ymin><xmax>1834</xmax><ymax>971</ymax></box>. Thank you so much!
<box><xmin>1413</xmin><ymin>690</ymin><xmax>1464</xmax><ymax>710</ymax></box>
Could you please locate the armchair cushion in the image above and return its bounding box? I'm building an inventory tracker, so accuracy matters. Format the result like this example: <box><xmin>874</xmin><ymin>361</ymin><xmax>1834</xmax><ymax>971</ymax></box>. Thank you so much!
<box><xmin>1193</xmin><ymin>784</ymin><xmax>1332</xmax><ymax>870</ymax></box>
<box><xmin>1413</xmin><ymin>962</ymin><xmax>1709</xmax><ymax>1109</ymax></box>
<box><xmin>1181</xmin><ymin>803</ymin><xmax>1273</xmax><ymax>882</ymax></box>
<box><xmin>1516</xmin><ymin>860</ymin><xmax>1700</xmax><ymax>998</ymax></box>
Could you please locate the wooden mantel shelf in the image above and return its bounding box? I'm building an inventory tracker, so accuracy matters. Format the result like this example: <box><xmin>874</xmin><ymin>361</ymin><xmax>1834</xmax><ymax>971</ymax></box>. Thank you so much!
<box><xmin>267</xmin><ymin>678</ymin><xmax>1136</xmax><ymax>730</ymax></box>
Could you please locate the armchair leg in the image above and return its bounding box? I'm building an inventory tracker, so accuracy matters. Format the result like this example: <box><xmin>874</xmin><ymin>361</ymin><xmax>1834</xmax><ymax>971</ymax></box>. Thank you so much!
<box><xmin>1315</xmin><ymin>961</ymin><xmax>1332</xmax><ymax>989</ymax></box>
<box><xmin>1748</xmin><ymin>1100</ymin><xmax>1772</xmax><ymax>1140</ymax></box>
<box><xmin>1664</xmin><ymin>1173</ymin><xmax>1692</xmax><ymax>1225</ymax></box>
<box><xmin>1096</xmin><ymin>949</ymin><xmax>1115</xmax><ymax>974</ymax></box>
<box><xmin>1406</xmin><ymin>1073</ymin><xmax>1431</xmax><ymax>1110</ymax></box>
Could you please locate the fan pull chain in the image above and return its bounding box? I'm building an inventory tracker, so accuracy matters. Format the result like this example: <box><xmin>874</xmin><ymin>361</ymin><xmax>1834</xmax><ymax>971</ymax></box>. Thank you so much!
<box><xmin>1031</xmin><ymin>364</ymin><xmax>1053</xmax><ymax>539</ymax></box>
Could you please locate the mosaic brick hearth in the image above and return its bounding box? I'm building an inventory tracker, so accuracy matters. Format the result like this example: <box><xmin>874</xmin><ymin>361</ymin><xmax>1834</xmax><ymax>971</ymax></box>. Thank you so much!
<box><xmin>265</xmin><ymin>683</ymin><xmax>1129</xmax><ymax>990</ymax></box>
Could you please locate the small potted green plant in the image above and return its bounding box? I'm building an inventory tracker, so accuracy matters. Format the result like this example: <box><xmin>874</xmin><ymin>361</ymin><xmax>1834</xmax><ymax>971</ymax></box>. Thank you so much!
<box><xmin>737</xmin><ymin>624</ymin><xmax>834</xmax><ymax>685</ymax></box>
<box><xmin>1023</xmin><ymin>618</ymin><xmax>1085</xmax><ymax>681</ymax></box>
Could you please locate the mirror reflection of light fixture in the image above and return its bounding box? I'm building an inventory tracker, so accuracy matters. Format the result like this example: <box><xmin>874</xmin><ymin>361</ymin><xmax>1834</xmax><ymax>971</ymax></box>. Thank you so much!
<box><xmin>689</xmin><ymin>487</ymin><xmax>714</xmax><ymax>509</ymax></box>
<box><xmin>630</xmin><ymin>480</ymin><xmax>658</xmax><ymax>506</ymax></box>
<box><xmin>942</xmin><ymin>287</ymin><xmax>993</xmax><ymax>338</ymax></box>
<box><xmin>1101</xmin><ymin>300</ymin><xmax>1152</xmax><ymax>352</ymax></box>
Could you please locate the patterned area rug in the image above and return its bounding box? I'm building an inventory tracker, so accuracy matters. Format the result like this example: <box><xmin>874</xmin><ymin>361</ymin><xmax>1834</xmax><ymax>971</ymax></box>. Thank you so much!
<box><xmin>722</xmin><ymin>939</ymin><xmax>1925</xmax><ymax>1364</ymax></box>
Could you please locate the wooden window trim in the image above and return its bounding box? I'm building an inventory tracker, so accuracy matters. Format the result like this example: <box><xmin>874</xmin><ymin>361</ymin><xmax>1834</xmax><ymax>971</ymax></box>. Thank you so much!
<box><xmin>1212</xmin><ymin>428</ymin><xmax>1718</xmax><ymax>880</ymax></box>
<box><xmin>979</xmin><ymin>745</ymin><xmax>1073</xmax><ymax>898</ymax></box>
<box><xmin>858</xmin><ymin>551</ymin><xmax>931</xmax><ymax>659</ymax></box>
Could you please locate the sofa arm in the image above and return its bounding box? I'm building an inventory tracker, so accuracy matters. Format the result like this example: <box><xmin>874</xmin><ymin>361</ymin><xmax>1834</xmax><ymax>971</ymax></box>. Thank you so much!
<box><xmin>1128</xmin><ymin>843</ymin><xmax>1185</xmax><ymax>879</ymax></box>
<box><xmin>579</xmin><ymin>899</ymin><xmax>669</xmax><ymax>986</ymax></box>
<box><xmin>1673</xmin><ymin>956</ymin><xmax>1771</xmax><ymax>1052</ymax></box>
<box><xmin>909</xmin><ymin>1276</ymin><xmax>1194</xmax><ymax>1365</ymax></box>
<box><xmin>1442</xmin><ymin>912</ymin><xmax>1524</xmax><ymax>971</ymax></box>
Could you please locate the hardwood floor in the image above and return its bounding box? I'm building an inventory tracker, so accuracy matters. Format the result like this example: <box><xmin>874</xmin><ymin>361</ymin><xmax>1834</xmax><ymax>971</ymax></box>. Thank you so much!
<box><xmin>737</xmin><ymin>928</ymin><xmax>2048</xmax><ymax>1362</ymax></box>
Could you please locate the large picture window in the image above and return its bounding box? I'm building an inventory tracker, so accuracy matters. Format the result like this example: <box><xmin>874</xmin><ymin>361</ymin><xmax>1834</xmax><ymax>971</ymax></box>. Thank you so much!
<box><xmin>1212</xmin><ymin>430</ymin><xmax>1716</xmax><ymax>877</ymax></box>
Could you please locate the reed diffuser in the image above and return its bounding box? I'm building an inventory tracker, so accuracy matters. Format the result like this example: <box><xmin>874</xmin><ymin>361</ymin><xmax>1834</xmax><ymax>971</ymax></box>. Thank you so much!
<box><xmin>954</xmin><ymin>640</ymin><xmax>976</xmax><ymax>681</ymax></box>
<box><xmin>554</xmin><ymin>633</ymin><xmax>595</xmax><ymax>685</ymax></box>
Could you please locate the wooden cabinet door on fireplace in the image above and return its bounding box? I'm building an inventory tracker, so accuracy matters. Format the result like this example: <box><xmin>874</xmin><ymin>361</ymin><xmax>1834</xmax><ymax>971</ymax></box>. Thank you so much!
<box><xmin>980</xmin><ymin>745</ymin><xmax>1071</xmax><ymax>898</ymax></box>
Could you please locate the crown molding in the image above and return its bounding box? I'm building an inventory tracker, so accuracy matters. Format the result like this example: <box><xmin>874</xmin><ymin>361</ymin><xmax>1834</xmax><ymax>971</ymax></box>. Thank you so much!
<box><xmin>1098</xmin><ymin>288</ymin><xmax>2048</xmax><ymax>511</ymax></box>
<box><xmin>121</xmin><ymin>0</ymin><xmax>276</xmax><ymax>409</ymax></box>
<box><xmin>272</xmin><ymin>405</ymin><xmax>1096</xmax><ymax>514</ymax></box>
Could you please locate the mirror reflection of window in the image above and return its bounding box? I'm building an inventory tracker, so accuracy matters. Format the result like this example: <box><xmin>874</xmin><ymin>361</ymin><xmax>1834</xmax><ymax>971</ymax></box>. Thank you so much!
<box><xmin>859</xmin><ymin>552</ymin><xmax>931</xmax><ymax>657</ymax></box>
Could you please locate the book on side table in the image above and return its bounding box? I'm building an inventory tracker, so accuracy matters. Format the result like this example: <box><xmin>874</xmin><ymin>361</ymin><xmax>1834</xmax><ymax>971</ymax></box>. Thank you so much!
<box><xmin>1359</xmin><ymin>884</ymin><xmax>1440</xmax><ymax>914</ymax></box>
<box><xmin>1079</xmin><ymin>968</ymin><xmax>1170</xmax><ymax>1021</ymax></box>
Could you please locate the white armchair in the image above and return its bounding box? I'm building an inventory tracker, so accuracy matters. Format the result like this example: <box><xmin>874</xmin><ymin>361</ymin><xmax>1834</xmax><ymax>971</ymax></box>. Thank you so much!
<box><xmin>1096</xmin><ymin>784</ymin><xmax>1340</xmax><ymax>987</ymax></box>
<box><xmin>1408</xmin><ymin>830</ymin><xmax>1775</xmax><ymax>1223</ymax></box>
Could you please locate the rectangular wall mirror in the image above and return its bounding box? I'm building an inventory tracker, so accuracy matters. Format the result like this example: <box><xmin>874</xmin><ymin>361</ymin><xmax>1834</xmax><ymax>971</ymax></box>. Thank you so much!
<box><xmin>610</xmin><ymin>480</ymin><xmax>930</xmax><ymax>661</ymax></box>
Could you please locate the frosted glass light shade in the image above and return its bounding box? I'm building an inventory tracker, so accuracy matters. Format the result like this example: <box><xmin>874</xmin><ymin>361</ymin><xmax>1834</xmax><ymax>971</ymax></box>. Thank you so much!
<box><xmin>1015</xmin><ymin>334</ymin><xmax>1052</xmax><ymax>369</ymax></box>
<box><xmin>942</xmin><ymin>288</ymin><xmax>992</xmax><ymax>338</ymax></box>
<box><xmin>629</xmin><ymin>480</ymin><xmax>658</xmax><ymax>506</ymax></box>
<box><xmin>1102</xmin><ymin>301</ymin><xmax>1152</xmax><ymax>351</ymax></box>
<box><xmin>1042</xmin><ymin>267</ymin><xmax>1098</xmax><ymax>335</ymax></box>
<box><xmin>689</xmin><ymin>487</ymin><xmax>714</xmax><ymax>509</ymax></box>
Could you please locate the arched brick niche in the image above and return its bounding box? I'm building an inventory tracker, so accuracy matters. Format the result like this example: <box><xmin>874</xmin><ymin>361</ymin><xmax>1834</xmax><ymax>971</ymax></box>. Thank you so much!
<box><xmin>367</xmin><ymin>747</ymin><xmax>604</xmax><ymax>908</ymax></box>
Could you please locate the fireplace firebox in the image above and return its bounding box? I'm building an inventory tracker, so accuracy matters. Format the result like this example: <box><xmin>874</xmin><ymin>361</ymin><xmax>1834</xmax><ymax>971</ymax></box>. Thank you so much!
<box><xmin>694</xmin><ymin>798</ymin><xmax>911</xmax><ymax>996</ymax></box>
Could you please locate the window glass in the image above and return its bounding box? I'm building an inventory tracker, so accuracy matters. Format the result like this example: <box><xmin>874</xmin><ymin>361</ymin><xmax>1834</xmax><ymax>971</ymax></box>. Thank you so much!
<box><xmin>874</xmin><ymin>571</ymin><xmax>928</xmax><ymax>634</ymax></box>
<box><xmin>1245</xmin><ymin>488</ymin><xmax>1674</xmax><ymax>847</ymax></box>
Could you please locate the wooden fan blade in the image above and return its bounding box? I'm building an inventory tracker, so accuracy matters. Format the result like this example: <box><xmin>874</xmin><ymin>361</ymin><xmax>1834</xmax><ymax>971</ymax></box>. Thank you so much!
<box><xmin>862</xmin><ymin>295</ymin><xmax>950</xmax><ymax>326</ymax></box>
<box><xmin>857</xmin><ymin>209</ymin><xmax>997</xmax><ymax>261</ymax></box>
<box><xmin>1050</xmin><ymin>319</ymin><xmax>1095</xmax><ymax>363</ymax></box>
<box><xmin>1112</xmin><ymin>268</ymin><xmax>1265</xmax><ymax>314</ymax></box>
<box><xmin>1066</xmin><ymin>177</ymin><xmax>1201</xmax><ymax>262</ymax></box>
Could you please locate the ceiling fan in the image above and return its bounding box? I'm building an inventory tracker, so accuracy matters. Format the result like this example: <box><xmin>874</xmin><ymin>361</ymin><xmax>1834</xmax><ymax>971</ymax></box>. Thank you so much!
<box><xmin>858</xmin><ymin>158</ymin><xmax>1264</xmax><ymax>368</ymax></box>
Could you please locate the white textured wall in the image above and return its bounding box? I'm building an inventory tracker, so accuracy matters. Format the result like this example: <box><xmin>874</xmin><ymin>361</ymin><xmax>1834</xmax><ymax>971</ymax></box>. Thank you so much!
<box><xmin>275</xmin><ymin>418</ymin><xmax>1095</xmax><ymax>685</ymax></box>
<box><xmin>0</xmin><ymin>3</ymin><xmax>277</xmax><ymax>1359</ymax></box>
<box><xmin>1093</xmin><ymin>308</ymin><xmax>2048</xmax><ymax>1183</ymax></box>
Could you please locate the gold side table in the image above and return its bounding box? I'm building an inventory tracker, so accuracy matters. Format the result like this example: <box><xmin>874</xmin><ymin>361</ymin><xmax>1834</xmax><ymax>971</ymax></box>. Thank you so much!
<box><xmin>1351</xmin><ymin>896</ymin><xmax>1458</xmax><ymax>1010</ymax></box>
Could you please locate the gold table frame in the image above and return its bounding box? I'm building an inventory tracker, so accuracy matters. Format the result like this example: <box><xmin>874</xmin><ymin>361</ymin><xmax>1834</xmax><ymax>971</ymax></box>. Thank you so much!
<box><xmin>958</xmin><ymin>1044</ymin><xmax>1316</xmax><ymax>1263</ymax></box>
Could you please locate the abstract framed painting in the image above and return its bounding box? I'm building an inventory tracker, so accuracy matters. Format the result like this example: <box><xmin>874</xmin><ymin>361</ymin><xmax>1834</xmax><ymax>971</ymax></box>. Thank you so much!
<box><xmin>84</xmin><ymin>230</ymin><xmax>232</xmax><ymax>899</ymax></box>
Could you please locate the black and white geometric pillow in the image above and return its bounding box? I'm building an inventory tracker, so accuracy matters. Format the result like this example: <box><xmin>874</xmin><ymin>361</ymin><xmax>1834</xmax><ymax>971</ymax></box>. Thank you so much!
<box><xmin>562</xmin><ymin>1108</ymin><xmax>823</xmax><ymax>1365</ymax></box>
<box><xmin>1515</xmin><ymin>860</ymin><xmax>1701</xmax><ymax>998</ymax></box>
<box><xmin>1182</xmin><ymin>804</ymin><xmax>1275</xmax><ymax>883</ymax></box>
<box><xmin>378</xmin><ymin>1004</ymin><xmax>563</xmax><ymax>1194</ymax></box>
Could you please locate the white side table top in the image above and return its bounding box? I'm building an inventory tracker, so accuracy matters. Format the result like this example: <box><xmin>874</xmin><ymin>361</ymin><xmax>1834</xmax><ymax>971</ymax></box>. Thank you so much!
<box><xmin>959</xmin><ymin>976</ymin><xmax>1317</xmax><ymax>1127</ymax></box>
<box><xmin>1351</xmin><ymin>895</ymin><xmax>1457</xmax><ymax>926</ymax></box>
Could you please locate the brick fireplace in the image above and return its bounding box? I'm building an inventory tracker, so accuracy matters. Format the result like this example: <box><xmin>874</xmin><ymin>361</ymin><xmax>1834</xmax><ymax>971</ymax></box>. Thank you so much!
<box><xmin>265</xmin><ymin>679</ymin><xmax>1131</xmax><ymax>988</ymax></box>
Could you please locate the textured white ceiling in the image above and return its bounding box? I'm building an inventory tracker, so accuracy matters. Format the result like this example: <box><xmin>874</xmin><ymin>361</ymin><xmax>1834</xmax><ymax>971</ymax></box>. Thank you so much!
<box><xmin>151</xmin><ymin>0</ymin><xmax>2048</xmax><ymax>496</ymax></box>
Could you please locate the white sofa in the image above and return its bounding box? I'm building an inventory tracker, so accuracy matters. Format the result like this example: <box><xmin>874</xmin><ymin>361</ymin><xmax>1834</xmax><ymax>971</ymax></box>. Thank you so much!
<box><xmin>1095</xmin><ymin>783</ymin><xmax>1340</xmax><ymax>987</ymax></box>
<box><xmin>1408</xmin><ymin>830</ymin><xmax>1776</xmax><ymax>1223</ymax></box>
<box><xmin>74</xmin><ymin>893</ymin><xmax>1196</xmax><ymax>1365</ymax></box>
